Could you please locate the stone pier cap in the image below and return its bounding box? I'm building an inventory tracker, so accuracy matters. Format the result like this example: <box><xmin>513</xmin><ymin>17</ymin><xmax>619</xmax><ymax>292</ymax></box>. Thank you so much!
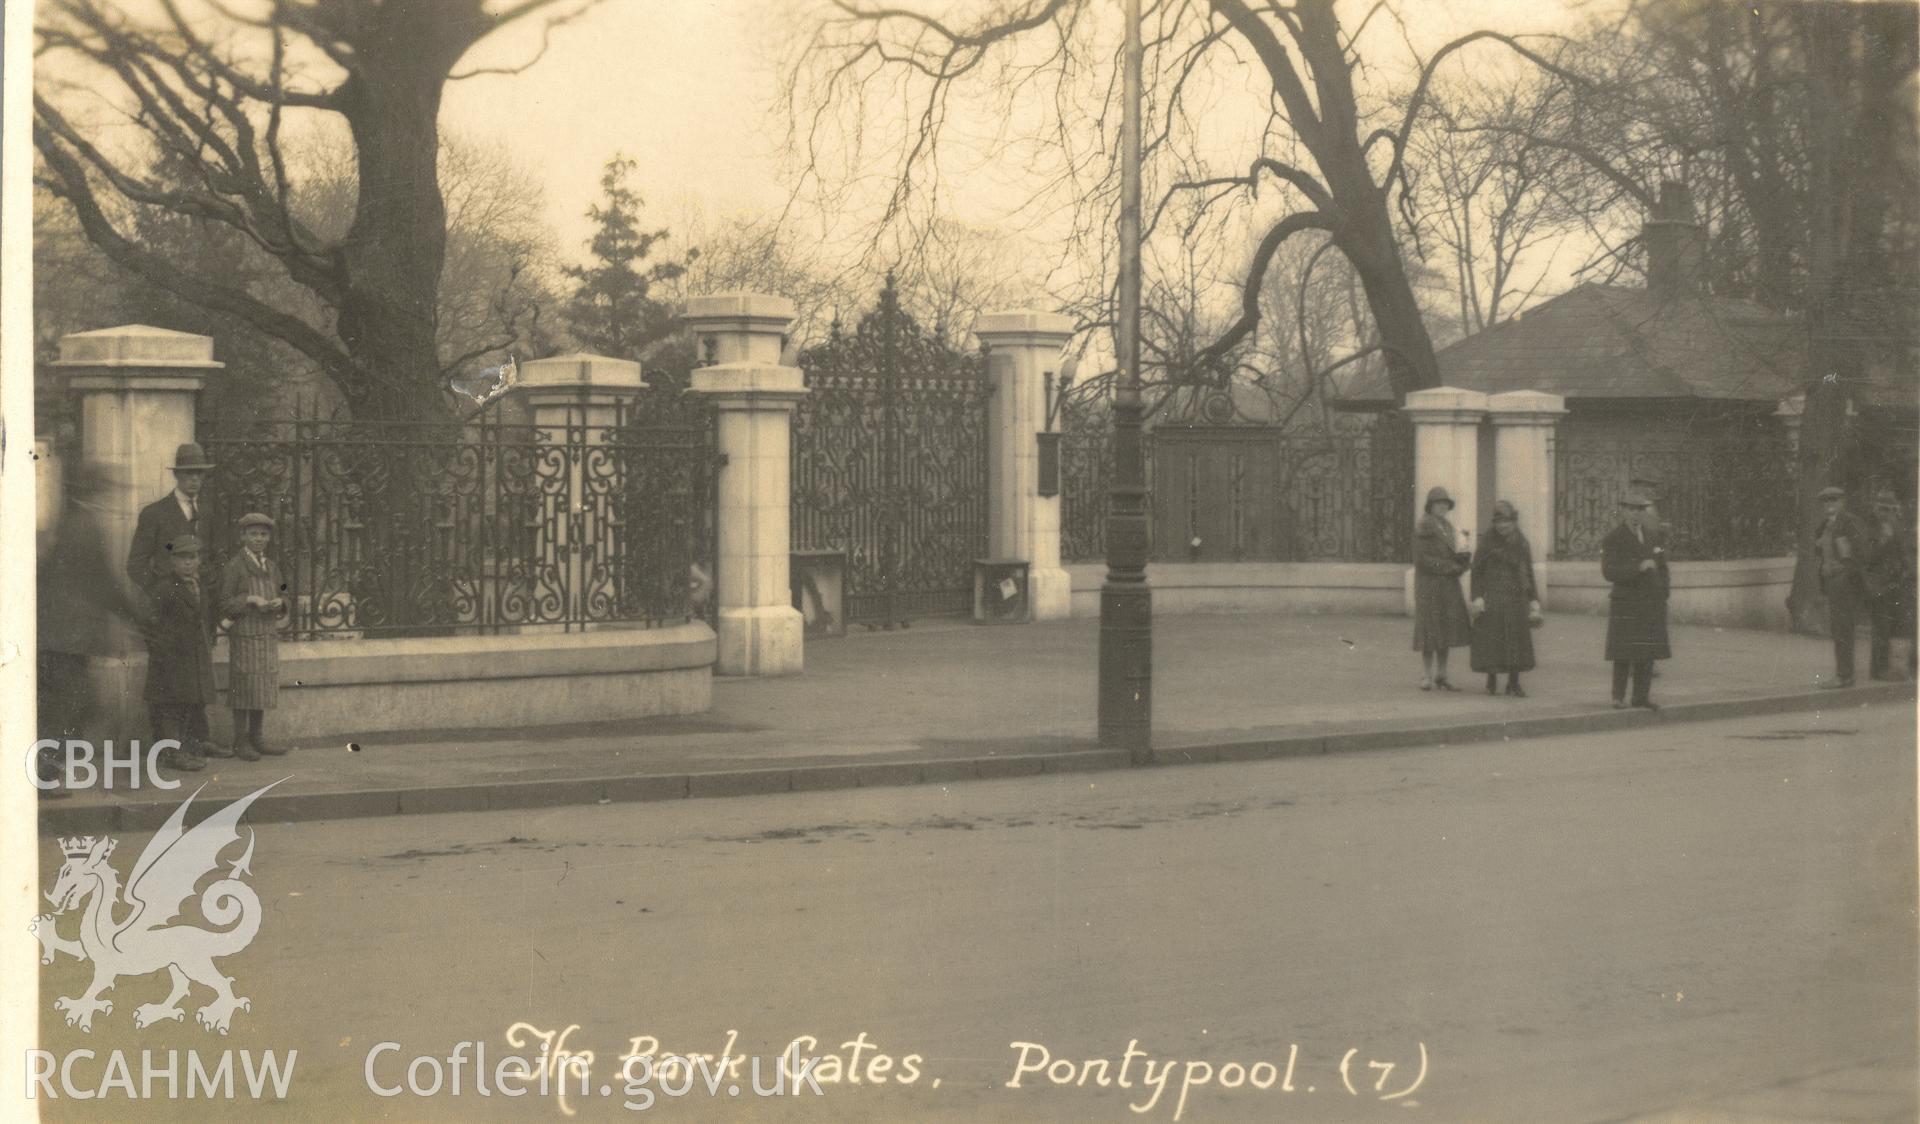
<box><xmin>685</xmin><ymin>293</ymin><xmax>797</xmax><ymax>366</ymax></box>
<box><xmin>54</xmin><ymin>324</ymin><xmax>224</xmax><ymax>368</ymax></box>
<box><xmin>974</xmin><ymin>310</ymin><xmax>1076</xmax><ymax>347</ymax></box>
<box><xmin>518</xmin><ymin>353</ymin><xmax>645</xmax><ymax>391</ymax></box>
<box><xmin>1485</xmin><ymin>389</ymin><xmax>1567</xmax><ymax>421</ymax></box>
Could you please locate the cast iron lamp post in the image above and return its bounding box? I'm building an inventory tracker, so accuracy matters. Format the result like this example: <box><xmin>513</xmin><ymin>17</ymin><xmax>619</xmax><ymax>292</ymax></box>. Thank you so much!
<box><xmin>1098</xmin><ymin>0</ymin><xmax>1151</xmax><ymax>758</ymax></box>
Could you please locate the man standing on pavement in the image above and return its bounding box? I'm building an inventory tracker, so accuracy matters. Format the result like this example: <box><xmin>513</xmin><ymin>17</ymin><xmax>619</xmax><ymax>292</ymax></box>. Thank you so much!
<box><xmin>127</xmin><ymin>443</ymin><xmax>212</xmax><ymax>592</ymax></box>
<box><xmin>1815</xmin><ymin>484</ymin><xmax>1872</xmax><ymax>688</ymax></box>
<box><xmin>1864</xmin><ymin>489</ymin><xmax>1916</xmax><ymax>680</ymax></box>
<box><xmin>1602</xmin><ymin>491</ymin><xmax>1670</xmax><ymax>710</ymax></box>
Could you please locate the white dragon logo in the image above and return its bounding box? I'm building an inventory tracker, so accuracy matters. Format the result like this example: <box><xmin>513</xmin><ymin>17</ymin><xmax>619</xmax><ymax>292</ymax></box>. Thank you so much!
<box><xmin>30</xmin><ymin>781</ymin><xmax>281</xmax><ymax>1035</ymax></box>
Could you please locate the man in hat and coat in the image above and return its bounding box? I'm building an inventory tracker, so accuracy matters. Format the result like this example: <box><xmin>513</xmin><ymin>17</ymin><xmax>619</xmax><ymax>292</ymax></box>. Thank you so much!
<box><xmin>142</xmin><ymin>532</ymin><xmax>216</xmax><ymax>769</ymax></box>
<box><xmin>1864</xmin><ymin>488</ymin><xmax>1916</xmax><ymax>680</ymax></box>
<box><xmin>127</xmin><ymin>443</ymin><xmax>213</xmax><ymax>593</ymax></box>
<box><xmin>1601</xmin><ymin>490</ymin><xmax>1669</xmax><ymax>709</ymax></box>
<box><xmin>1815</xmin><ymin>484</ymin><xmax>1873</xmax><ymax>687</ymax></box>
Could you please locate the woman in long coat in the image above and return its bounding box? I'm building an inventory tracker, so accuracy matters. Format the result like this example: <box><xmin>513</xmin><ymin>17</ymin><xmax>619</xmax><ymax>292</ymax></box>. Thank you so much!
<box><xmin>1470</xmin><ymin>500</ymin><xmax>1539</xmax><ymax>696</ymax></box>
<box><xmin>1412</xmin><ymin>486</ymin><xmax>1474</xmax><ymax>691</ymax></box>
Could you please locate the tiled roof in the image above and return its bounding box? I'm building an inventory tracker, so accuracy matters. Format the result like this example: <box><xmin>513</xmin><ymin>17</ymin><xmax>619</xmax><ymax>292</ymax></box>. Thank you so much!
<box><xmin>1432</xmin><ymin>283</ymin><xmax>1804</xmax><ymax>402</ymax></box>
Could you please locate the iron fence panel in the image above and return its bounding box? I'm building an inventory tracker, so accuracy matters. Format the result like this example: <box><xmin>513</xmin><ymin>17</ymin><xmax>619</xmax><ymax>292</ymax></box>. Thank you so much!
<box><xmin>1056</xmin><ymin>405</ymin><xmax>1409</xmax><ymax>564</ymax></box>
<box><xmin>1553</xmin><ymin>419</ymin><xmax>1795</xmax><ymax>560</ymax></box>
<box><xmin>204</xmin><ymin>404</ymin><xmax>714</xmax><ymax>639</ymax></box>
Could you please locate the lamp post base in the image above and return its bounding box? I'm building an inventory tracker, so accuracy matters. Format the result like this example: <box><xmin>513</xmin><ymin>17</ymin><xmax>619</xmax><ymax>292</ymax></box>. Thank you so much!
<box><xmin>1097</xmin><ymin>580</ymin><xmax>1153</xmax><ymax>760</ymax></box>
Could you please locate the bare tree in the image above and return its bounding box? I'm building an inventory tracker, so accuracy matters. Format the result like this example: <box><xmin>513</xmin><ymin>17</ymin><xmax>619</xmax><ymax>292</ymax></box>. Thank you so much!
<box><xmin>780</xmin><ymin>0</ymin><xmax>1579</xmax><ymax>402</ymax></box>
<box><xmin>669</xmin><ymin>210</ymin><xmax>868</xmax><ymax>349</ymax></box>
<box><xmin>33</xmin><ymin>0</ymin><xmax>595</xmax><ymax>420</ymax></box>
<box><xmin>891</xmin><ymin>217</ymin><xmax>1046</xmax><ymax>348</ymax></box>
<box><xmin>1404</xmin><ymin>74</ymin><xmax>1580</xmax><ymax>334</ymax></box>
<box><xmin>1474</xmin><ymin>0</ymin><xmax>1918</xmax><ymax>627</ymax></box>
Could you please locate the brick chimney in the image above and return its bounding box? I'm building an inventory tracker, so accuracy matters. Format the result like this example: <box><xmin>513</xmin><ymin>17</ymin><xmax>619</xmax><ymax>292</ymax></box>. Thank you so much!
<box><xmin>1643</xmin><ymin>180</ymin><xmax>1706</xmax><ymax>301</ymax></box>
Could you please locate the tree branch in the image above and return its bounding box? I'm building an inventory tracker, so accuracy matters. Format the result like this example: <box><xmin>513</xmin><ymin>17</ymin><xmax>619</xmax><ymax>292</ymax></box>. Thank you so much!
<box><xmin>36</xmin><ymin>120</ymin><xmax>352</xmax><ymax>374</ymax></box>
<box><xmin>451</xmin><ymin>0</ymin><xmax>600</xmax><ymax>78</ymax></box>
<box><xmin>1186</xmin><ymin>209</ymin><xmax>1336</xmax><ymax>381</ymax></box>
<box><xmin>1379</xmin><ymin>30</ymin><xmax>1589</xmax><ymax>194</ymax></box>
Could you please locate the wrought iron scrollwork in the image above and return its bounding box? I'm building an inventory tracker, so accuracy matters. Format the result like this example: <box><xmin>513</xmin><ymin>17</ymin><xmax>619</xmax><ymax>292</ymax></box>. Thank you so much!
<box><xmin>204</xmin><ymin>401</ymin><xmax>715</xmax><ymax>639</ymax></box>
<box><xmin>792</xmin><ymin>278</ymin><xmax>992</xmax><ymax>627</ymax></box>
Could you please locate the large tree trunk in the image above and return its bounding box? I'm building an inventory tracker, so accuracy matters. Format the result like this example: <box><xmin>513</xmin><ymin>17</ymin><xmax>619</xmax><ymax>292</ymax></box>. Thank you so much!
<box><xmin>334</xmin><ymin>15</ymin><xmax>460</xmax><ymax>422</ymax></box>
<box><xmin>1341</xmin><ymin>209</ymin><xmax>1444</xmax><ymax>398</ymax></box>
<box><xmin>1290</xmin><ymin>0</ymin><xmax>1445</xmax><ymax>399</ymax></box>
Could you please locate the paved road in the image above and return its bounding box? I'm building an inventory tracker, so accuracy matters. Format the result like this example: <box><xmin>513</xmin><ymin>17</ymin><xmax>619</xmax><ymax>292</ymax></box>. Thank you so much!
<box><xmin>30</xmin><ymin>704</ymin><xmax>1916</xmax><ymax>1122</ymax></box>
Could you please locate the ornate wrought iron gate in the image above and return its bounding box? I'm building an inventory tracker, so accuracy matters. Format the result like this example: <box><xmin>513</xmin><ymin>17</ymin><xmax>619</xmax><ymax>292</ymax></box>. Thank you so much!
<box><xmin>791</xmin><ymin>280</ymin><xmax>993</xmax><ymax>627</ymax></box>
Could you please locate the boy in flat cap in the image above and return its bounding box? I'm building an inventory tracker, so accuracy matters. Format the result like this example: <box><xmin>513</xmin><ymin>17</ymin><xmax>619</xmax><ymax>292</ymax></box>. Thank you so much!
<box><xmin>1601</xmin><ymin>490</ymin><xmax>1670</xmax><ymax>709</ymax></box>
<box><xmin>141</xmin><ymin>533</ymin><xmax>215</xmax><ymax>771</ymax></box>
<box><xmin>1814</xmin><ymin>484</ymin><xmax>1870</xmax><ymax>687</ymax></box>
<box><xmin>219</xmin><ymin>512</ymin><xmax>288</xmax><ymax>759</ymax></box>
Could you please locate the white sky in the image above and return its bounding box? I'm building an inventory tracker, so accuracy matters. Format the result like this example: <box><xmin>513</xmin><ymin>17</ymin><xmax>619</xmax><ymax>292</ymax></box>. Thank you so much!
<box><xmin>444</xmin><ymin>0</ymin><xmax>796</xmax><ymax>254</ymax></box>
<box><xmin>30</xmin><ymin>0</ymin><xmax>1613</xmax><ymax>325</ymax></box>
<box><xmin>440</xmin><ymin>0</ymin><xmax>1599</xmax><ymax>272</ymax></box>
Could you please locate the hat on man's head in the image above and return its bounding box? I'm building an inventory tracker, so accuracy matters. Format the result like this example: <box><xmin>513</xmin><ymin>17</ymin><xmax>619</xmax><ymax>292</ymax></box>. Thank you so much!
<box><xmin>170</xmin><ymin>443</ymin><xmax>215</xmax><ymax>472</ymax></box>
<box><xmin>238</xmin><ymin>512</ymin><xmax>275</xmax><ymax>531</ymax></box>
<box><xmin>1817</xmin><ymin>485</ymin><xmax>1847</xmax><ymax>501</ymax></box>
<box><xmin>166</xmin><ymin>533</ymin><xmax>202</xmax><ymax>555</ymax></box>
<box><xmin>1424</xmin><ymin>486</ymin><xmax>1455</xmax><ymax>511</ymax></box>
<box><xmin>1619</xmin><ymin>490</ymin><xmax>1653</xmax><ymax>509</ymax></box>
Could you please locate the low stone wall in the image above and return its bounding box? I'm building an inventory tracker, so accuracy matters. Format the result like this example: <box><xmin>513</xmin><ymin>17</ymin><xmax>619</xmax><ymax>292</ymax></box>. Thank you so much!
<box><xmin>1065</xmin><ymin>557</ymin><xmax>1795</xmax><ymax>631</ymax></box>
<box><xmin>1542</xmin><ymin>557</ymin><xmax>1795</xmax><ymax>632</ymax></box>
<box><xmin>194</xmin><ymin>622</ymin><xmax>716</xmax><ymax>744</ymax></box>
<box><xmin>1067</xmin><ymin>562</ymin><xmax>1408</xmax><ymax>617</ymax></box>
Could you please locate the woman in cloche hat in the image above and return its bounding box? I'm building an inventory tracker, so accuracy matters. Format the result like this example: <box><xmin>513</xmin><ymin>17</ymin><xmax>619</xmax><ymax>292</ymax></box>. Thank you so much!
<box><xmin>1412</xmin><ymin>485</ymin><xmax>1474</xmax><ymax>691</ymax></box>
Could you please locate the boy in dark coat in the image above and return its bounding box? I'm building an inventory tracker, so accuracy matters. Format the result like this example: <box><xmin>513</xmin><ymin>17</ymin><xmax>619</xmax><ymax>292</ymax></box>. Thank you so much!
<box><xmin>1601</xmin><ymin>491</ymin><xmax>1669</xmax><ymax>710</ymax></box>
<box><xmin>142</xmin><ymin>533</ymin><xmax>216</xmax><ymax>770</ymax></box>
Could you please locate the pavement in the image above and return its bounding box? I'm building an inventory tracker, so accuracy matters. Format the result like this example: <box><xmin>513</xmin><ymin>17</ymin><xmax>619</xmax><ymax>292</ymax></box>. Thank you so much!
<box><xmin>38</xmin><ymin>610</ymin><xmax>1916</xmax><ymax>832</ymax></box>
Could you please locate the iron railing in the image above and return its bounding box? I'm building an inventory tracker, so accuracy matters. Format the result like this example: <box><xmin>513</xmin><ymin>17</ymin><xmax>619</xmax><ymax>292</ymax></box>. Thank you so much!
<box><xmin>1553</xmin><ymin>419</ymin><xmax>1796</xmax><ymax>560</ymax></box>
<box><xmin>1057</xmin><ymin>405</ymin><xmax>1412</xmax><ymax>564</ymax></box>
<box><xmin>203</xmin><ymin>400</ymin><xmax>714</xmax><ymax>639</ymax></box>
